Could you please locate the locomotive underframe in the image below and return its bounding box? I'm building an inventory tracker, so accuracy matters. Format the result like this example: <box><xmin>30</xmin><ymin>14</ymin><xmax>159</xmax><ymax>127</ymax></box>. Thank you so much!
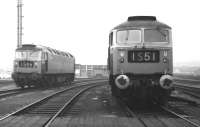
<box><xmin>109</xmin><ymin>73</ymin><xmax>173</xmax><ymax>104</ymax></box>
<box><xmin>12</xmin><ymin>72</ymin><xmax>74</xmax><ymax>88</ymax></box>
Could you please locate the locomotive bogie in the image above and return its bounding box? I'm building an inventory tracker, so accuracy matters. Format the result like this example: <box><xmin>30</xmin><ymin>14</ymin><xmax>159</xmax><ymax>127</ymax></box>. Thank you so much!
<box><xmin>109</xmin><ymin>73</ymin><xmax>173</xmax><ymax>105</ymax></box>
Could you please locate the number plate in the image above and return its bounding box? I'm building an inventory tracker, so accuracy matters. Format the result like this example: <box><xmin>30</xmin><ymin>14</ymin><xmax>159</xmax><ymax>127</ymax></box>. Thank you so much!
<box><xmin>128</xmin><ymin>50</ymin><xmax>159</xmax><ymax>63</ymax></box>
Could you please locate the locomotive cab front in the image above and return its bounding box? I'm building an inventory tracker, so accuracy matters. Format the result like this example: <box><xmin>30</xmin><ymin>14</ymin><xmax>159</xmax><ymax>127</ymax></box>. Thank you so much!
<box><xmin>108</xmin><ymin>16</ymin><xmax>173</xmax><ymax>103</ymax></box>
<box><xmin>12</xmin><ymin>44</ymin><xmax>47</xmax><ymax>87</ymax></box>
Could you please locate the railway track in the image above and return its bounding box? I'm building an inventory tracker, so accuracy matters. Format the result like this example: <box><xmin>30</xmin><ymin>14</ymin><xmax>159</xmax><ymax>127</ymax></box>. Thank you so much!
<box><xmin>0</xmin><ymin>78</ymin><xmax>106</xmax><ymax>99</ymax></box>
<box><xmin>174</xmin><ymin>77</ymin><xmax>200</xmax><ymax>84</ymax></box>
<box><xmin>0</xmin><ymin>87</ymin><xmax>36</xmax><ymax>99</ymax></box>
<box><xmin>0</xmin><ymin>80</ymin><xmax>106</xmax><ymax>126</ymax></box>
<box><xmin>174</xmin><ymin>83</ymin><xmax>200</xmax><ymax>99</ymax></box>
<box><xmin>1</xmin><ymin>78</ymin><xmax>199</xmax><ymax>127</ymax></box>
<box><xmin>0</xmin><ymin>78</ymin><xmax>106</xmax><ymax>92</ymax></box>
<box><xmin>112</xmin><ymin>78</ymin><xmax>200</xmax><ymax>127</ymax></box>
<box><xmin>122</xmin><ymin>99</ymin><xmax>200</xmax><ymax>127</ymax></box>
<box><xmin>160</xmin><ymin>106</ymin><xmax>200</xmax><ymax>127</ymax></box>
<box><xmin>173</xmin><ymin>77</ymin><xmax>200</xmax><ymax>100</ymax></box>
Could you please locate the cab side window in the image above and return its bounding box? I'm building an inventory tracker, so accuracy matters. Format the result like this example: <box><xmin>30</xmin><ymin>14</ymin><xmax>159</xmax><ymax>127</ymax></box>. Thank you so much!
<box><xmin>42</xmin><ymin>52</ymin><xmax>48</xmax><ymax>61</ymax></box>
<box><xmin>109</xmin><ymin>32</ymin><xmax>113</xmax><ymax>46</ymax></box>
<box><xmin>42</xmin><ymin>52</ymin><xmax>45</xmax><ymax>60</ymax></box>
<box><xmin>45</xmin><ymin>52</ymin><xmax>48</xmax><ymax>60</ymax></box>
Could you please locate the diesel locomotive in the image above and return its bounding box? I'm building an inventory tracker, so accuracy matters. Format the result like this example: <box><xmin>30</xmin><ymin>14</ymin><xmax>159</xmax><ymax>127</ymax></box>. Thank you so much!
<box><xmin>108</xmin><ymin>16</ymin><xmax>174</xmax><ymax>104</ymax></box>
<box><xmin>12</xmin><ymin>44</ymin><xmax>75</xmax><ymax>88</ymax></box>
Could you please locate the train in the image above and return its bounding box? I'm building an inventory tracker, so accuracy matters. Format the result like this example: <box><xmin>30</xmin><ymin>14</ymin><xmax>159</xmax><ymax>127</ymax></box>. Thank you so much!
<box><xmin>108</xmin><ymin>16</ymin><xmax>174</xmax><ymax>104</ymax></box>
<box><xmin>12</xmin><ymin>44</ymin><xmax>75</xmax><ymax>88</ymax></box>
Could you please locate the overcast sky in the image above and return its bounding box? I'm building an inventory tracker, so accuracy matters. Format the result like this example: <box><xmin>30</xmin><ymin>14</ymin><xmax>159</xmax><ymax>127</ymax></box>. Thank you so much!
<box><xmin>0</xmin><ymin>0</ymin><xmax>200</xmax><ymax>70</ymax></box>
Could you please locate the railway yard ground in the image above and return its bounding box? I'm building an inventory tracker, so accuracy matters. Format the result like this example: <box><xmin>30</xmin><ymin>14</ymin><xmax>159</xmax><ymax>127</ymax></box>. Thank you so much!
<box><xmin>0</xmin><ymin>78</ymin><xmax>200</xmax><ymax>126</ymax></box>
<box><xmin>0</xmin><ymin>80</ymin><xmax>17</xmax><ymax>90</ymax></box>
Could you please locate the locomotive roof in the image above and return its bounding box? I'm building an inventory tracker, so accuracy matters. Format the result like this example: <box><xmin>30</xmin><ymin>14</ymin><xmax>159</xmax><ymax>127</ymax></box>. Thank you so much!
<box><xmin>16</xmin><ymin>44</ymin><xmax>74</xmax><ymax>58</ymax></box>
<box><xmin>113</xmin><ymin>16</ymin><xmax>171</xmax><ymax>30</ymax></box>
<box><xmin>16</xmin><ymin>44</ymin><xmax>41</xmax><ymax>51</ymax></box>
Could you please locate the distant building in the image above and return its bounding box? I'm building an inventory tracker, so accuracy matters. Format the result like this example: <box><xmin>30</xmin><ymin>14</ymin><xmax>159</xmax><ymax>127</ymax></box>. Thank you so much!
<box><xmin>75</xmin><ymin>64</ymin><xmax>108</xmax><ymax>78</ymax></box>
<box><xmin>194</xmin><ymin>68</ymin><xmax>200</xmax><ymax>75</ymax></box>
<box><xmin>0</xmin><ymin>70</ymin><xmax>12</xmax><ymax>79</ymax></box>
<box><xmin>174</xmin><ymin>66</ymin><xmax>200</xmax><ymax>76</ymax></box>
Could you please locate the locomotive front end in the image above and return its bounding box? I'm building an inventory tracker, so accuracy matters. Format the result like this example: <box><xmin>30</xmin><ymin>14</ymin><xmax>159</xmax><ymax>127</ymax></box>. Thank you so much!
<box><xmin>108</xmin><ymin>16</ymin><xmax>173</xmax><ymax>104</ymax></box>
<box><xmin>12</xmin><ymin>44</ymin><xmax>43</xmax><ymax>88</ymax></box>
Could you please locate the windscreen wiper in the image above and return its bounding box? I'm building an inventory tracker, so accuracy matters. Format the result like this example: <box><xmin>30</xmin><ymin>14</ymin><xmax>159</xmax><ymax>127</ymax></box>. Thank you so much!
<box><xmin>156</xmin><ymin>27</ymin><xmax>167</xmax><ymax>37</ymax></box>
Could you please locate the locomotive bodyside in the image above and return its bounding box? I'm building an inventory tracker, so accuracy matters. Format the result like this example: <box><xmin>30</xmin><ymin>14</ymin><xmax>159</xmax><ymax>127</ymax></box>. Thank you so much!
<box><xmin>46</xmin><ymin>50</ymin><xmax>74</xmax><ymax>75</ymax></box>
<box><xmin>108</xmin><ymin>16</ymin><xmax>173</xmax><ymax>104</ymax></box>
<box><xmin>12</xmin><ymin>44</ymin><xmax>75</xmax><ymax>88</ymax></box>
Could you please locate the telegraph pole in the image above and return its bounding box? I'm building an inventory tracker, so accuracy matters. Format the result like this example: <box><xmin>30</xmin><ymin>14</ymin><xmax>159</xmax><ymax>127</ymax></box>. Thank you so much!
<box><xmin>17</xmin><ymin>0</ymin><xmax>23</xmax><ymax>48</ymax></box>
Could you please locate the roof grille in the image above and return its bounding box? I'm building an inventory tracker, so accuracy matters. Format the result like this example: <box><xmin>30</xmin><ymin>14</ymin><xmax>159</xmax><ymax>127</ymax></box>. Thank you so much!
<box><xmin>22</xmin><ymin>44</ymin><xmax>36</xmax><ymax>48</ymax></box>
<box><xmin>128</xmin><ymin>16</ymin><xmax>156</xmax><ymax>21</ymax></box>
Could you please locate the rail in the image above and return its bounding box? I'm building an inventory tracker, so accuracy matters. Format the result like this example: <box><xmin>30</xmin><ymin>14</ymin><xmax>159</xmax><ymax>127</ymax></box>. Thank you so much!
<box><xmin>0</xmin><ymin>78</ymin><xmax>107</xmax><ymax>85</ymax></box>
<box><xmin>0</xmin><ymin>80</ymin><xmax>106</xmax><ymax>124</ymax></box>
<box><xmin>160</xmin><ymin>106</ymin><xmax>200</xmax><ymax>127</ymax></box>
<box><xmin>174</xmin><ymin>78</ymin><xmax>200</xmax><ymax>84</ymax></box>
<box><xmin>44</xmin><ymin>84</ymin><xmax>101</xmax><ymax>127</ymax></box>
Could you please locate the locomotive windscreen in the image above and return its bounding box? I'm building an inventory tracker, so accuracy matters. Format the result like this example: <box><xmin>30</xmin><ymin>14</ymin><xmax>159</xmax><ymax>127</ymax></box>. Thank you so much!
<box><xmin>116</xmin><ymin>29</ymin><xmax>169</xmax><ymax>44</ymax></box>
<box><xmin>117</xmin><ymin>30</ymin><xmax>142</xmax><ymax>44</ymax></box>
<box><xmin>15</xmin><ymin>50</ymin><xmax>42</xmax><ymax>60</ymax></box>
<box><xmin>144</xmin><ymin>29</ymin><xmax>169</xmax><ymax>42</ymax></box>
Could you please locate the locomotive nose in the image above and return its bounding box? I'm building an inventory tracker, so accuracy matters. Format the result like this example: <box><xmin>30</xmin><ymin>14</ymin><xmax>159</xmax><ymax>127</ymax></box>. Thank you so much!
<box><xmin>115</xmin><ymin>75</ymin><xmax>130</xmax><ymax>89</ymax></box>
<box><xmin>159</xmin><ymin>75</ymin><xmax>174</xmax><ymax>89</ymax></box>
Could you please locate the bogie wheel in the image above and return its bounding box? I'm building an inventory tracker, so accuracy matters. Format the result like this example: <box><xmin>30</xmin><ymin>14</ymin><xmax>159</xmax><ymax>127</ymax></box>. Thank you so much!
<box><xmin>18</xmin><ymin>83</ymin><xmax>25</xmax><ymax>88</ymax></box>
<box><xmin>109</xmin><ymin>75</ymin><xmax>119</xmax><ymax>96</ymax></box>
<box><xmin>16</xmin><ymin>81</ymin><xmax>25</xmax><ymax>88</ymax></box>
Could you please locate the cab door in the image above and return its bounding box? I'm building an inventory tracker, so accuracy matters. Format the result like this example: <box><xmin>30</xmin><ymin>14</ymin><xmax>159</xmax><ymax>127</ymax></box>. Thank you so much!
<box><xmin>41</xmin><ymin>52</ymin><xmax>48</xmax><ymax>73</ymax></box>
<box><xmin>108</xmin><ymin>32</ymin><xmax>113</xmax><ymax>71</ymax></box>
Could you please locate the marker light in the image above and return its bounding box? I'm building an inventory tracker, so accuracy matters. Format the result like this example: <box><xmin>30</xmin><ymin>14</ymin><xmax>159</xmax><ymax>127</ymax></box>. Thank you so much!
<box><xmin>164</xmin><ymin>51</ymin><xmax>168</xmax><ymax>57</ymax></box>
<box><xmin>119</xmin><ymin>51</ymin><xmax>125</xmax><ymax>57</ymax></box>
<box><xmin>34</xmin><ymin>62</ymin><xmax>38</xmax><ymax>68</ymax></box>
<box><xmin>15</xmin><ymin>61</ymin><xmax>18</xmax><ymax>67</ymax></box>
<box><xmin>119</xmin><ymin>58</ymin><xmax>125</xmax><ymax>63</ymax></box>
<box><xmin>118</xmin><ymin>50</ymin><xmax>125</xmax><ymax>63</ymax></box>
<box><xmin>163</xmin><ymin>58</ymin><xmax>168</xmax><ymax>63</ymax></box>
